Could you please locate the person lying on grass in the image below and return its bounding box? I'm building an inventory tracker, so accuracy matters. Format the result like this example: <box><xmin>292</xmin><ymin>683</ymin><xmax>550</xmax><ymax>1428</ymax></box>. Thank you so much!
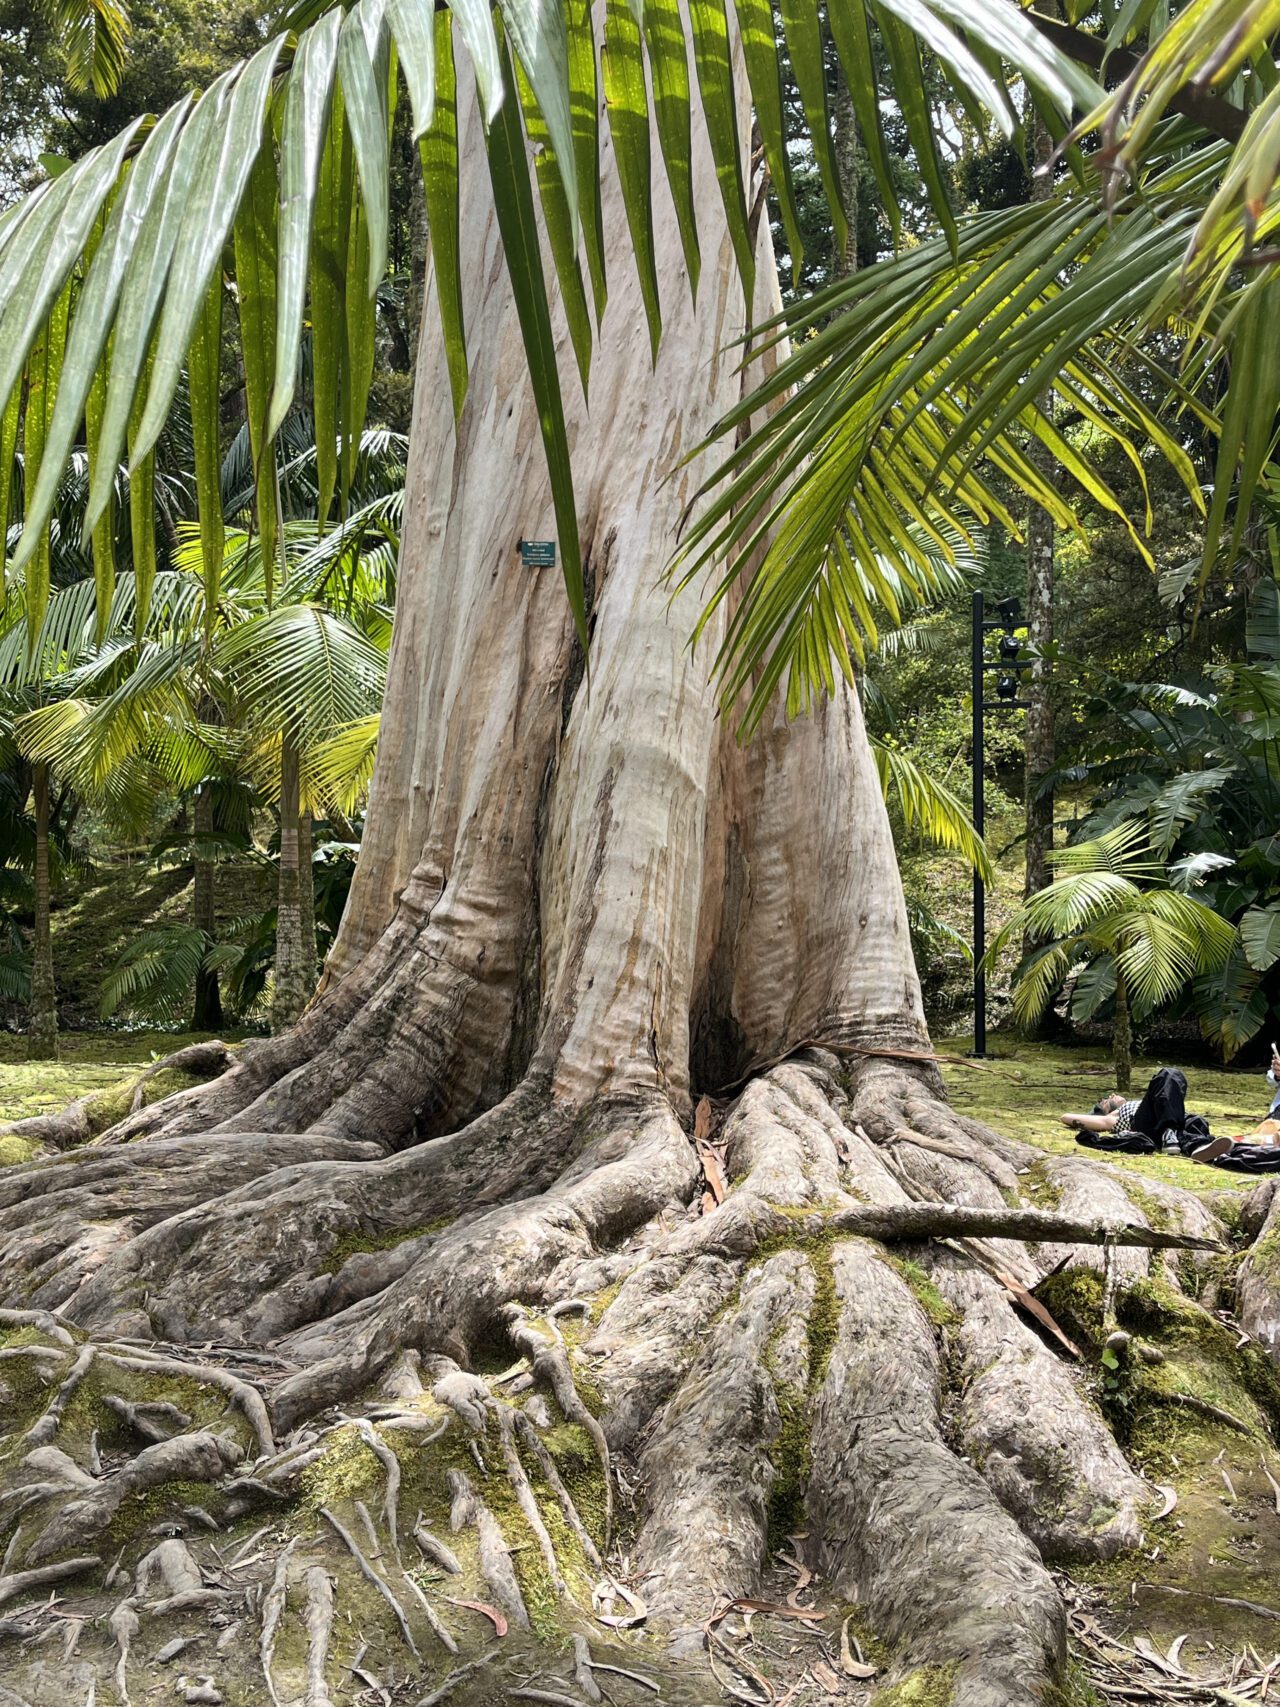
<box><xmin>1059</xmin><ymin>1067</ymin><xmax>1214</xmax><ymax>1158</ymax></box>
<box><xmin>1194</xmin><ymin>1044</ymin><xmax>1280</xmax><ymax>1172</ymax></box>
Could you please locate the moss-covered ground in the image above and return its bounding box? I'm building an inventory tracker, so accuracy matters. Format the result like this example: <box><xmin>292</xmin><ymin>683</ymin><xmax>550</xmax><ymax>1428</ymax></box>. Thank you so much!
<box><xmin>0</xmin><ymin>1028</ymin><xmax>245</xmax><ymax>1166</ymax></box>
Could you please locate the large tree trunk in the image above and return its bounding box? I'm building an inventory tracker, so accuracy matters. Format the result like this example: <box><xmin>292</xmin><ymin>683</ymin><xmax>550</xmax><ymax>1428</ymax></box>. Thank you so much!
<box><xmin>27</xmin><ymin>760</ymin><xmax>57</xmax><ymax>1057</ymax></box>
<box><xmin>0</xmin><ymin>17</ymin><xmax>1274</xmax><ymax>1707</ymax></box>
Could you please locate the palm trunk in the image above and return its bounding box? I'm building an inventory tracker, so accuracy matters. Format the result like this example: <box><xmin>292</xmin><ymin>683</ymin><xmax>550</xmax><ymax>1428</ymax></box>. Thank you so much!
<box><xmin>1113</xmin><ymin>962</ymin><xmax>1133</xmax><ymax>1091</ymax></box>
<box><xmin>832</xmin><ymin>65</ymin><xmax>859</xmax><ymax>284</ymax></box>
<box><xmin>191</xmin><ymin>786</ymin><xmax>223</xmax><ymax>1031</ymax></box>
<box><xmin>299</xmin><ymin>807</ymin><xmax>317</xmax><ymax>983</ymax></box>
<box><xmin>1</xmin><ymin>15</ymin><xmax>1244</xmax><ymax>1704</ymax></box>
<box><xmin>27</xmin><ymin>762</ymin><xmax>57</xmax><ymax>1058</ymax></box>
<box><xmin>272</xmin><ymin>735</ymin><xmax>309</xmax><ymax>1032</ymax></box>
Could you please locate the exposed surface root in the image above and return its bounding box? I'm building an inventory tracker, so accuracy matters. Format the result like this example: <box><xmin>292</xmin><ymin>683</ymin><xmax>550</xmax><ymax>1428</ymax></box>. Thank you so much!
<box><xmin>809</xmin><ymin>1239</ymin><xmax>1065</xmax><ymax>1706</ymax></box>
<box><xmin>0</xmin><ymin>1042</ymin><xmax>235</xmax><ymax>1153</ymax></box>
<box><xmin>926</xmin><ymin>1248</ymin><xmax>1148</xmax><ymax>1561</ymax></box>
<box><xmin>635</xmin><ymin>1248</ymin><xmax>816</xmax><ymax>1622</ymax></box>
<box><xmin>2</xmin><ymin>1055</ymin><xmax>1278</xmax><ymax>1704</ymax></box>
<box><xmin>1239</xmin><ymin>1183</ymin><xmax>1280</xmax><ymax>1357</ymax></box>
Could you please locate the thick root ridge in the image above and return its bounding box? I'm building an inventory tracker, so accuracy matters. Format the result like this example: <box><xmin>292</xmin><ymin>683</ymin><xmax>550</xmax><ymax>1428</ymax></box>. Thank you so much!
<box><xmin>926</xmin><ymin>1248</ymin><xmax>1148</xmax><ymax>1561</ymax></box>
<box><xmin>633</xmin><ymin>1248</ymin><xmax>816</xmax><ymax>1622</ymax></box>
<box><xmin>5</xmin><ymin>1049</ymin><xmax>1279</xmax><ymax>1705</ymax></box>
<box><xmin>808</xmin><ymin>1239</ymin><xmax>1066</xmax><ymax>1707</ymax></box>
<box><xmin>0</xmin><ymin>1131</ymin><xmax>383</xmax><ymax>1314</ymax></box>
<box><xmin>1239</xmin><ymin>1180</ymin><xmax>1280</xmax><ymax>1357</ymax></box>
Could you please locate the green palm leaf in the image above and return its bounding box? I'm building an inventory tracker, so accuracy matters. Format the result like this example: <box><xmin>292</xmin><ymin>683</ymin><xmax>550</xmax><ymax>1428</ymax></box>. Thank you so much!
<box><xmin>872</xmin><ymin>740</ymin><xmax>993</xmax><ymax>881</ymax></box>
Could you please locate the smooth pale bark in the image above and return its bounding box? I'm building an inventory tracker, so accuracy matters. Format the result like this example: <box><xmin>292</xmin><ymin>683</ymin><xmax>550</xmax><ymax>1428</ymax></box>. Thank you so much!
<box><xmin>191</xmin><ymin>786</ymin><xmax>223</xmax><ymax>1031</ymax></box>
<box><xmin>27</xmin><ymin>761</ymin><xmax>57</xmax><ymax>1057</ymax></box>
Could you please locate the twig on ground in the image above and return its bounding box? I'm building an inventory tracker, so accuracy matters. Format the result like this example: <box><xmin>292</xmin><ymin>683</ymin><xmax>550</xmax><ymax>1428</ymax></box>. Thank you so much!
<box><xmin>411</xmin><ymin>1647</ymin><xmax>501</xmax><ymax>1707</ymax></box>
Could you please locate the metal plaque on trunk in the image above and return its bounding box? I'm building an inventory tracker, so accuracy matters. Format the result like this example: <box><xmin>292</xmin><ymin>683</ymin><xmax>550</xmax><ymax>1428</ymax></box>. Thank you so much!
<box><xmin>519</xmin><ymin>539</ymin><xmax>557</xmax><ymax>568</ymax></box>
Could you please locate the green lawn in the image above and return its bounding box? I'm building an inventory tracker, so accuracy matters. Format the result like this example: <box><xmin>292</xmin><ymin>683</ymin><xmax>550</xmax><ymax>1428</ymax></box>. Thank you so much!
<box><xmin>0</xmin><ymin>1030</ymin><xmax>231</xmax><ymax>1127</ymax></box>
<box><xmin>939</xmin><ymin>1036</ymin><xmax>1271</xmax><ymax>1193</ymax></box>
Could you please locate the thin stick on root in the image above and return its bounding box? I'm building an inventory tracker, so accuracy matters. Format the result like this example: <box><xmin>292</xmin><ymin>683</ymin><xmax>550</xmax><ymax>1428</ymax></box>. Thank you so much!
<box><xmin>319</xmin><ymin>1507</ymin><xmax>420</xmax><ymax>1660</ymax></box>
<box><xmin>401</xmin><ymin>1569</ymin><xmax>460</xmax><ymax>1655</ymax></box>
<box><xmin>503</xmin><ymin>1307</ymin><xmax>613</xmax><ymax>1547</ymax></box>
<box><xmin>799</xmin><ymin>1201</ymin><xmax>1223</xmax><ymax>1253</ymax></box>
<box><xmin>1138</xmin><ymin>1583</ymin><xmax>1280</xmax><ymax>1621</ymax></box>
<box><xmin>411</xmin><ymin>1647</ymin><xmax>501</xmax><ymax>1707</ymax></box>
<box><xmin>102</xmin><ymin>1352</ymin><xmax>274</xmax><ymax>1455</ymax></box>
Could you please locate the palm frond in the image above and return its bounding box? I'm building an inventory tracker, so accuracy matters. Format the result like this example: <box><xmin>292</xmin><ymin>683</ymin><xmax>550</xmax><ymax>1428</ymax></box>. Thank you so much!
<box><xmin>0</xmin><ymin>0</ymin><xmax>1101</xmax><ymax>681</ymax></box>
<box><xmin>46</xmin><ymin>0</ymin><xmax>131</xmax><ymax>97</ymax></box>
<box><xmin>872</xmin><ymin>740</ymin><xmax>993</xmax><ymax>881</ymax></box>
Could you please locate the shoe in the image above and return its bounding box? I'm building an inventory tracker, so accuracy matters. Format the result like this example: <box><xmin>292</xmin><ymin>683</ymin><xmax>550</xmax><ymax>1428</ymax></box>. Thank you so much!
<box><xmin>1190</xmin><ymin>1135</ymin><xmax>1234</xmax><ymax>1164</ymax></box>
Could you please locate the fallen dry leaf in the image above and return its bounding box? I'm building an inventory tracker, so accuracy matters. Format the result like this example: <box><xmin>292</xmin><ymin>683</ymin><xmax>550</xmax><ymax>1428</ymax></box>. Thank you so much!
<box><xmin>992</xmin><ymin>1267</ymin><xmax>1080</xmax><ymax>1359</ymax></box>
<box><xmin>1152</xmin><ymin>1484</ymin><xmax>1178</xmax><ymax>1519</ymax></box>
<box><xmin>779</xmin><ymin>1550</ymin><xmax>813</xmax><ymax>1609</ymax></box>
<box><xmin>591</xmin><ymin>1575</ymin><xmax>647</xmax><ymax>1629</ymax></box>
<box><xmin>445</xmin><ymin>1597</ymin><xmax>508</xmax><ymax>1637</ymax></box>
<box><xmin>1134</xmin><ymin>1634</ymin><xmax>1193</xmax><ymax>1679</ymax></box>
<box><xmin>710</xmin><ymin>1599</ymin><xmax>826</xmax><ymax>1626</ymax></box>
<box><xmin>839</xmin><ymin>1615</ymin><xmax>878</xmax><ymax>1680</ymax></box>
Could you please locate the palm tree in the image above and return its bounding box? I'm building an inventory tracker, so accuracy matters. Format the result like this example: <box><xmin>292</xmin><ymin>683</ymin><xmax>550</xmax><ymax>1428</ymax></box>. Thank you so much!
<box><xmin>0</xmin><ymin>0</ymin><xmax>1125</xmax><ymax>674</ymax></box>
<box><xmin>12</xmin><ymin>531</ymin><xmax>389</xmax><ymax>1029</ymax></box>
<box><xmin>987</xmin><ymin>822</ymin><xmax>1238</xmax><ymax>1088</ymax></box>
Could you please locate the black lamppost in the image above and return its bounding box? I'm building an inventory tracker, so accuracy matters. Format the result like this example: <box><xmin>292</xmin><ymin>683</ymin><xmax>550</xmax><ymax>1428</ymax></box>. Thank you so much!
<box><xmin>970</xmin><ymin>591</ymin><xmax>1030</xmax><ymax>1058</ymax></box>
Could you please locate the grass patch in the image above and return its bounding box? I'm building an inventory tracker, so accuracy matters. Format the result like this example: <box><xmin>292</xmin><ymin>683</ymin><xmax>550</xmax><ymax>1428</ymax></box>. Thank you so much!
<box><xmin>0</xmin><ymin>1028</ymin><xmax>242</xmax><ymax>1142</ymax></box>
<box><xmin>937</xmin><ymin>1038</ymin><xmax>1264</xmax><ymax>1198</ymax></box>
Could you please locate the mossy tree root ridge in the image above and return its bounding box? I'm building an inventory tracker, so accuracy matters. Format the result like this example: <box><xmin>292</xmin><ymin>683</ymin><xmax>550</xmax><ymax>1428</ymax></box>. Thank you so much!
<box><xmin>0</xmin><ymin>1055</ymin><xmax>1276</xmax><ymax>1706</ymax></box>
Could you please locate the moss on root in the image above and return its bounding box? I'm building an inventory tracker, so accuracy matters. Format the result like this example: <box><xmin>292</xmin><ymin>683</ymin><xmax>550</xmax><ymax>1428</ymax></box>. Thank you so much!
<box><xmin>762</xmin><ymin>1241</ymin><xmax>840</xmax><ymax>1550</ymax></box>
<box><xmin>322</xmin><ymin>1215</ymin><xmax>455</xmax><ymax>1274</ymax></box>
<box><xmin>882</xmin><ymin>1256</ymin><xmax>961</xmax><ymax>1331</ymax></box>
<box><xmin>1018</xmin><ymin>1157</ymin><xmax>1065</xmax><ymax>1211</ymax></box>
<box><xmin>873</xmin><ymin>1662</ymin><xmax>957</xmax><ymax>1706</ymax></box>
